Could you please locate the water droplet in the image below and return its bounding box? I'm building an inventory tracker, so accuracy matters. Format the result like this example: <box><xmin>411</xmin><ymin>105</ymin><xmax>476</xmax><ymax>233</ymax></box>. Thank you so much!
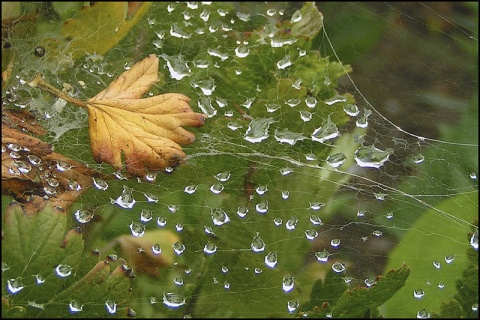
<box><xmin>7</xmin><ymin>278</ymin><xmax>24</xmax><ymax>294</ymax></box>
<box><xmin>292</xmin><ymin>79</ymin><xmax>302</xmax><ymax>89</ymax></box>
<box><xmin>184</xmin><ymin>184</ymin><xmax>197</xmax><ymax>194</ymax></box>
<box><xmin>277</xmin><ymin>55</ymin><xmax>292</xmax><ymax>69</ymax></box>
<box><xmin>266</xmin><ymin>103</ymin><xmax>280</xmax><ymax>112</ymax></box>
<box><xmin>433</xmin><ymin>260</ymin><xmax>441</xmax><ymax>269</ymax></box>
<box><xmin>210</xmin><ymin>183</ymin><xmax>224</xmax><ymax>194</ymax></box>
<box><xmin>326</xmin><ymin>153</ymin><xmax>346</xmax><ymax>168</ymax></box>
<box><xmin>174</xmin><ymin>277</ymin><xmax>184</xmax><ymax>286</ymax></box>
<box><xmin>416</xmin><ymin>309</ymin><xmax>430</xmax><ymax>319</ymax></box>
<box><xmin>251</xmin><ymin>233</ymin><xmax>266</xmax><ymax>252</ymax></box>
<box><xmin>227</xmin><ymin>121</ymin><xmax>243</xmax><ymax>130</ymax></box>
<box><xmin>299</xmin><ymin>110</ymin><xmax>312</xmax><ymax>122</ymax></box>
<box><xmin>170</xmin><ymin>23</ymin><xmax>191</xmax><ymax>39</ymax></box>
<box><xmin>14</xmin><ymin>160</ymin><xmax>31</xmax><ymax>174</ymax></box>
<box><xmin>291</xmin><ymin>10</ymin><xmax>302</xmax><ymax>23</ymax></box>
<box><xmin>325</xmin><ymin>94</ymin><xmax>347</xmax><ymax>106</ymax></box>
<box><xmin>287</xmin><ymin>300</ymin><xmax>299</xmax><ymax>313</ymax></box>
<box><xmin>274</xmin><ymin>217</ymin><xmax>283</xmax><ymax>226</ymax></box>
<box><xmin>372</xmin><ymin>230</ymin><xmax>383</xmax><ymax>237</ymax></box>
<box><xmin>236</xmin><ymin>207</ymin><xmax>248</xmax><ymax>218</ymax></box>
<box><xmin>144</xmin><ymin>192</ymin><xmax>159</xmax><ymax>202</ymax></box>
<box><xmin>283</xmin><ymin>275</ymin><xmax>294</xmax><ymax>292</ymax></box>
<box><xmin>56</xmin><ymin>264</ymin><xmax>72</xmax><ymax>277</ymax></box>
<box><xmin>129</xmin><ymin>222</ymin><xmax>145</xmax><ymax>237</ymax></box>
<box><xmin>192</xmin><ymin>78</ymin><xmax>216</xmax><ymax>96</ymax></box>
<box><xmin>204</xmin><ymin>241</ymin><xmax>217</xmax><ymax>254</ymax></box>
<box><xmin>274</xmin><ymin>129</ymin><xmax>306</xmax><ymax>145</ymax></box>
<box><xmin>470</xmin><ymin>172</ymin><xmax>477</xmax><ymax>180</ymax></box>
<box><xmin>354</xmin><ymin>145</ymin><xmax>392</xmax><ymax>168</ymax></box>
<box><xmin>270</xmin><ymin>38</ymin><xmax>297</xmax><ymax>47</ymax></box>
<box><xmin>172</xmin><ymin>242</ymin><xmax>185</xmax><ymax>255</ymax></box>
<box><xmin>7</xmin><ymin>143</ymin><xmax>21</xmax><ymax>151</ymax></box>
<box><xmin>265</xmin><ymin>252</ymin><xmax>278</xmax><ymax>268</ymax></box>
<box><xmin>255</xmin><ymin>201</ymin><xmax>268</xmax><ymax>213</ymax></box>
<box><xmin>357</xmin><ymin>210</ymin><xmax>366</xmax><ymax>217</ymax></box>
<box><xmin>215</xmin><ymin>171</ymin><xmax>231</xmax><ymax>182</ymax></box>
<box><xmin>144</xmin><ymin>171</ymin><xmax>157</xmax><ymax>182</ymax></box>
<box><xmin>140</xmin><ymin>209</ymin><xmax>153</xmax><ymax>223</ymax></box>
<box><xmin>74</xmin><ymin>209</ymin><xmax>94</xmax><ymax>224</ymax></box>
<box><xmin>285</xmin><ymin>217</ymin><xmax>298</xmax><ymax>230</ymax></box>
<box><xmin>332</xmin><ymin>262</ymin><xmax>346</xmax><ymax>273</ymax></box>
<box><xmin>331</xmin><ymin>238</ymin><xmax>341</xmax><ymax>247</ymax></box>
<box><xmin>312</xmin><ymin>115</ymin><xmax>339</xmax><ymax>143</ymax></box>
<box><xmin>471</xmin><ymin>303</ymin><xmax>478</xmax><ymax>311</ymax></box>
<box><xmin>256</xmin><ymin>185</ymin><xmax>268</xmax><ymax>195</ymax></box>
<box><xmin>364</xmin><ymin>278</ymin><xmax>376</xmax><ymax>287</ymax></box>
<box><xmin>315</xmin><ymin>250</ymin><xmax>330</xmax><ymax>263</ymax></box>
<box><xmin>200</xmin><ymin>9</ymin><xmax>210</xmax><ymax>21</ymax></box>
<box><xmin>69</xmin><ymin>300</ymin><xmax>83</xmax><ymax>313</ymax></box>
<box><xmin>114</xmin><ymin>186</ymin><xmax>136</xmax><ymax>208</ymax></box>
<box><xmin>211</xmin><ymin>208</ymin><xmax>230</xmax><ymax>225</ymax></box>
<box><xmin>305</xmin><ymin>230</ymin><xmax>318</xmax><ymax>240</ymax></box>
<box><xmin>160</xmin><ymin>54</ymin><xmax>191</xmax><ymax>80</ymax></box>
<box><xmin>163</xmin><ymin>292</ymin><xmax>185</xmax><ymax>308</ymax></box>
<box><xmin>413</xmin><ymin>289</ymin><xmax>425</xmax><ymax>299</ymax></box>
<box><xmin>470</xmin><ymin>229</ymin><xmax>478</xmax><ymax>250</ymax></box>
<box><xmin>224</xmin><ymin>281</ymin><xmax>230</xmax><ymax>289</ymax></box>
<box><xmin>197</xmin><ymin>98</ymin><xmax>217</xmax><ymax>118</ymax></box>
<box><xmin>235</xmin><ymin>46</ymin><xmax>250</xmax><ymax>58</ymax></box>
<box><xmin>281</xmin><ymin>190</ymin><xmax>290</xmax><ymax>199</ymax></box>
<box><xmin>27</xmin><ymin>154</ymin><xmax>42</xmax><ymax>165</ymax></box>
<box><xmin>35</xmin><ymin>274</ymin><xmax>45</xmax><ymax>284</ymax></box>
<box><xmin>27</xmin><ymin>300</ymin><xmax>45</xmax><ymax>310</ymax></box>
<box><xmin>46</xmin><ymin>177</ymin><xmax>59</xmax><ymax>188</ymax></box>
<box><xmin>343</xmin><ymin>104</ymin><xmax>360</xmax><ymax>116</ymax></box>
<box><xmin>207</xmin><ymin>48</ymin><xmax>229</xmax><ymax>61</ymax></box>
<box><xmin>266</xmin><ymin>8</ymin><xmax>276</xmax><ymax>16</ymax></box>
<box><xmin>438</xmin><ymin>282</ymin><xmax>445</xmax><ymax>289</ymax></box>
<box><xmin>309</xmin><ymin>201</ymin><xmax>325</xmax><ymax>210</ymax></box>
<box><xmin>386</xmin><ymin>212</ymin><xmax>394</xmax><ymax>219</ymax></box>
<box><xmin>157</xmin><ymin>216</ymin><xmax>167</xmax><ymax>227</ymax></box>
<box><xmin>310</xmin><ymin>215</ymin><xmax>323</xmax><ymax>225</ymax></box>
<box><xmin>168</xmin><ymin>204</ymin><xmax>179</xmax><ymax>213</ymax></box>
<box><xmin>356</xmin><ymin>109</ymin><xmax>372</xmax><ymax>128</ymax></box>
<box><xmin>305</xmin><ymin>153</ymin><xmax>316</xmax><ymax>161</ymax></box>
<box><xmin>152</xmin><ymin>244</ymin><xmax>162</xmax><ymax>255</ymax></box>
<box><xmin>444</xmin><ymin>255</ymin><xmax>454</xmax><ymax>264</ymax></box>
<box><xmin>93</xmin><ymin>177</ymin><xmax>108</xmax><ymax>190</ymax></box>
<box><xmin>105</xmin><ymin>300</ymin><xmax>117</xmax><ymax>314</ymax></box>
<box><xmin>285</xmin><ymin>98</ymin><xmax>300</xmax><ymax>107</ymax></box>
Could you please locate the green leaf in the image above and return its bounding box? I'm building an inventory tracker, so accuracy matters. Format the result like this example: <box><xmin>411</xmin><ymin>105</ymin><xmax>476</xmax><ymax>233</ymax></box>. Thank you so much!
<box><xmin>1</xmin><ymin>200</ymin><xmax>133</xmax><ymax>318</ymax></box>
<box><xmin>382</xmin><ymin>191</ymin><xmax>478</xmax><ymax>317</ymax></box>
<box><xmin>331</xmin><ymin>263</ymin><xmax>410</xmax><ymax>317</ymax></box>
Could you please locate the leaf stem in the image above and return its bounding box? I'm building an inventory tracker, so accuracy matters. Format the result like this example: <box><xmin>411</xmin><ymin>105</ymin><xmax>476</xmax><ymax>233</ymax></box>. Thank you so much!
<box><xmin>29</xmin><ymin>74</ymin><xmax>88</xmax><ymax>108</ymax></box>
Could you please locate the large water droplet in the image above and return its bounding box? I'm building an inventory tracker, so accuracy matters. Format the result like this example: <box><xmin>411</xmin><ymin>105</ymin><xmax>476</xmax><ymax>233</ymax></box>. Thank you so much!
<box><xmin>291</xmin><ymin>10</ymin><xmax>302</xmax><ymax>23</ymax></box>
<box><xmin>305</xmin><ymin>229</ymin><xmax>319</xmax><ymax>240</ymax></box>
<box><xmin>299</xmin><ymin>110</ymin><xmax>312</xmax><ymax>122</ymax></box>
<box><xmin>326</xmin><ymin>153</ymin><xmax>347</xmax><ymax>168</ymax></box>
<box><xmin>344</xmin><ymin>103</ymin><xmax>360</xmax><ymax>116</ymax></box>
<box><xmin>332</xmin><ymin>262</ymin><xmax>346</xmax><ymax>273</ymax></box>
<box><xmin>114</xmin><ymin>186</ymin><xmax>136</xmax><ymax>209</ymax></box>
<box><xmin>207</xmin><ymin>48</ymin><xmax>229</xmax><ymax>61</ymax></box>
<box><xmin>56</xmin><ymin>264</ymin><xmax>72</xmax><ymax>277</ymax></box>
<box><xmin>215</xmin><ymin>171</ymin><xmax>231</xmax><ymax>182</ymax></box>
<box><xmin>192</xmin><ymin>79</ymin><xmax>216</xmax><ymax>96</ymax></box>
<box><xmin>305</xmin><ymin>96</ymin><xmax>317</xmax><ymax>108</ymax></box>
<box><xmin>277</xmin><ymin>55</ymin><xmax>292</xmax><ymax>69</ymax></box>
<box><xmin>311</xmin><ymin>115</ymin><xmax>339</xmax><ymax>143</ymax></box>
<box><xmin>172</xmin><ymin>242</ymin><xmax>186</xmax><ymax>255</ymax></box>
<box><xmin>265</xmin><ymin>252</ymin><xmax>278</xmax><ymax>268</ymax></box>
<box><xmin>315</xmin><ymin>249</ymin><xmax>330</xmax><ymax>263</ymax></box>
<box><xmin>129</xmin><ymin>222</ymin><xmax>145</xmax><ymax>237</ymax></box>
<box><xmin>235</xmin><ymin>46</ymin><xmax>250</xmax><ymax>58</ymax></box>
<box><xmin>274</xmin><ymin>129</ymin><xmax>306</xmax><ymax>145</ymax></box>
<box><xmin>325</xmin><ymin>94</ymin><xmax>347</xmax><ymax>105</ymax></box>
<box><xmin>152</xmin><ymin>244</ymin><xmax>162</xmax><ymax>255</ymax></box>
<box><xmin>285</xmin><ymin>217</ymin><xmax>298</xmax><ymax>230</ymax></box>
<box><xmin>354</xmin><ymin>145</ymin><xmax>392</xmax><ymax>168</ymax></box>
<box><xmin>140</xmin><ymin>209</ymin><xmax>153</xmax><ymax>223</ymax></box>
<box><xmin>105</xmin><ymin>300</ymin><xmax>117</xmax><ymax>314</ymax></box>
<box><xmin>287</xmin><ymin>300</ymin><xmax>299</xmax><ymax>313</ymax></box>
<box><xmin>356</xmin><ymin>109</ymin><xmax>372</xmax><ymax>128</ymax></box>
<box><xmin>184</xmin><ymin>184</ymin><xmax>198</xmax><ymax>194</ymax></box>
<box><xmin>157</xmin><ymin>216</ymin><xmax>167</xmax><ymax>227</ymax></box>
<box><xmin>198</xmin><ymin>98</ymin><xmax>217</xmax><ymax>118</ymax></box>
<box><xmin>160</xmin><ymin>54</ymin><xmax>191</xmax><ymax>80</ymax></box>
<box><xmin>210</xmin><ymin>183</ymin><xmax>224</xmax><ymax>194</ymax></box>
<box><xmin>74</xmin><ymin>209</ymin><xmax>94</xmax><ymax>224</ymax></box>
<box><xmin>255</xmin><ymin>201</ymin><xmax>269</xmax><ymax>213</ymax></box>
<box><xmin>244</xmin><ymin>117</ymin><xmax>275</xmax><ymax>143</ymax></box>
<box><xmin>256</xmin><ymin>185</ymin><xmax>268</xmax><ymax>195</ymax></box>
<box><xmin>237</xmin><ymin>207</ymin><xmax>248</xmax><ymax>218</ymax></box>
<box><xmin>413</xmin><ymin>289</ymin><xmax>425</xmax><ymax>299</ymax></box>
<box><xmin>251</xmin><ymin>233</ymin><xmax>266</xmax><ymax>252</ymax></box>
<box><xmin>170</xmin><ymin>23</ymin><xmax>191</xmax><ymax>39</ymax></box>
<box><xmin>144</xmin><ymin>192</ymin><xmax>159</xmax><ymax>202</ymax></box>
<box><xmin>7</xmin><ymin>278</ymin><xmax>24</xmax><ymax>294</ymax></box>
<box><xmin>282</xmin><ymin>275</ymin><xmax>294</xmax><ymax>292</ymax></box>
<box><xmin>14</xmin><ymin>160</ymin><xmax>31</xmax><ymax>174</ymax></box>
<box><xmin>93</xmin><ymin>177</ymin><xmax>108</xmax><ymax>190</ymax></box>
<box><xmin>204</xmin><ymin>241</ymin><xmax>217</xmax><ymax>254</ymax></box>
<box><xmin>200</xmin><ymin>9</ymin><xmax>210</xmax><ymax>21</ymax></box>
<box><xmin>163</xmin><ymin>292</ymin><xmax>186</xmax><ymax>308</ymax></box>
<box><xmin>211</xmin><ymin>208</ymin><xmax>230</xmax><ymax>225</ymax></box>
<box><xmin>310</xmin><ymin>215</ymin><xmax>323</xmax><ymax>225</ymax></box>
<box><xmin>69</xmin><ymin>300</ymin><xmax>83</xmax><ymax>313</ymax></box>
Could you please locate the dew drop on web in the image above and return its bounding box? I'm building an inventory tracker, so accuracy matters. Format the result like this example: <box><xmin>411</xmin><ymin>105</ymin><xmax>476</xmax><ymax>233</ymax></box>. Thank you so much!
<box><xmin>204</xmin><ymin>241</ymin><xmax>217</xmax><ymax>254</ymax></box>
<box><xmin>55</xmin><ymin>264</ymin><xmax>72</xmax><ymax>277</ymax></box>
<box><xmin>105</xmin><ymin>300</ymin><xmax>117</xmax><ymax>314</ymax></box>
<box><xmin>265</xmin><ymin>252</ymin><xmax>278</xmax><ymax>268</ymax></box>
<box><xmin>285</xmin><ymin>217</ymin><xmax>298</xmax><ymax>230</ymax></box>
<box><xmin>114</xmin><ymin>185</ymin><xmax>136</xmax><ymax>209</ymax></box>
<box><xmin>7</xmin><ymin>278</ymin><xmax>24</xmax><ymax>294</ymax></box>
<box><xmin>315</xmin><ymin>249</ymin><xmax>330</xmax><ymax>263</ymax></box>
<box><xmin>157</xmin><ymin>216</ymin><xmax>167</xmax><ymax>227</ymax></box>
<box><xmin>172</xmin><ymin>242</ymin><xmax>186</xmax><ymax>255</ymax></box>
<box><xmin>140</xmin><ymin>209</ymin><xmax>153</xmax><ymax>223</ymax></box>
<box><xmin>162</xmin><ymin>292</ymin><xmax>185</xmax><ymax>308</ymax></box>
<box><xmin>211</xmin><ymin>208</ymin><xmax>230</xmax><ymax>225</ymax></box>
<box><xmin>129</xmin><ymin>222</ymin><xmax>145</xmax><ymax>237</ymax></box>
<box><xmin>152</xmin><ymin>244</ymin><xmax>162</xmax><ymax>255</ymax></box>
<box><xmin>237</xmin><ymin>206</ymin><xmax>248</xmax><ymax>218</ymax></box>
<box><xmin>69</xmin><ymin>300</ymin><xmax>83</xmax><ymax>313</ymax></box>
<box><xmin>282</xmin><ymin>275</ymin><xmax>294</xmax><ymax>292</ymax></box>
<box><xmin>210</xmin><ymin>183</ymin><xmax>224</xmax><ymax>194</ymax></box>
<box><xmin>256</xmin><ymin>200</ymin><xmax>268</xmax><ymax>213</ymax></box>
<box><xmin>74</xmin><ymin>209</ymin><xmax>94</xmax><ymax>224</ymax></box>
<box><xmin>251</xmin><ymin>233</ymin><xmax>266</xmax><ymax>252</ymax></box>
<box><xmin>413</xmin><ymin>289</ymin><xmax>425</xmax><ymax>299</ymax></box>
<box><xmin>287</xmin><ymin>300</ymin><xmax>299</xmax><ymax>313</ymax></box>
<box><xmin>331</xmin><ymin>262</ymin><xmax>346</xmax><ymax>273</ymax></box>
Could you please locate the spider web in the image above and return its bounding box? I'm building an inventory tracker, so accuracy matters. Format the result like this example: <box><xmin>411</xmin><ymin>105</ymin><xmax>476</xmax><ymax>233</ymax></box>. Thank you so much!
<box><xmin>2</xmin><ymin>2</ymin><xmax>478</xmax><ymax>318</ymax></box>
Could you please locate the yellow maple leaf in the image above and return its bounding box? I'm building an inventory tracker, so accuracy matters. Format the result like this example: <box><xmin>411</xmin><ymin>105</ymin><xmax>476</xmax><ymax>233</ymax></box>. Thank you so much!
<box><xmin>30</xmin><ymin>54</ymin><xmax>207</xmax><ymax>177</ymax></box>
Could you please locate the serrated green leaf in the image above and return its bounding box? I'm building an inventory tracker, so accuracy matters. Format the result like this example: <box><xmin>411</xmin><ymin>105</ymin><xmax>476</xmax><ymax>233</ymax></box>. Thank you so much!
<box><xmin>331</xmin><ymin>263</ymin><xmax>410</xmax><ymax>318</ymax></box>
<box><xmin>1</xmin><ymin>200</ymin><xmax>133</xmax><ymax>318</ymax></box>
